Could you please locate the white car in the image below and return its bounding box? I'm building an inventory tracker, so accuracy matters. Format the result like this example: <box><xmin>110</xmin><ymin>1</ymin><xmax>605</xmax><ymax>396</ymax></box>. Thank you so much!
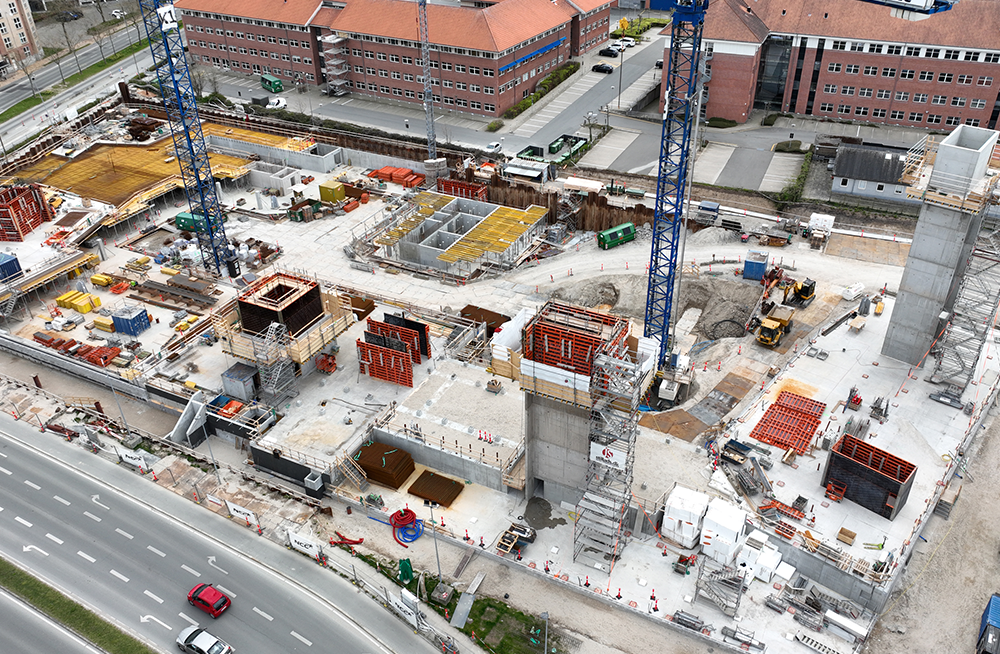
<box><xmin>266</xmin><ymin>97</ymin><xmax>287</xmax><ymax>109</ymax></box>
<box><xmin>111</xmin><ymin>9</ymin><xmax>127</xmax><ymax>19</ymax></box>
<box><xmin>176</xmin><ymin>626</ymin><xmax>234</xmax><ymax>654</ymax></box>
<box><xmin>486</xmin><ymin>141</ymin><xmax>503</xmax><ymax>154</ymax></box>
<box><xmin>618</xmin><ymin>37</ymin><xmax>636</xmax><ymax>47</ymax></box>
<box><xmin>613</xmin><ymin>42</ymin><xmax>628</xmax><ymax>52</ymax></box>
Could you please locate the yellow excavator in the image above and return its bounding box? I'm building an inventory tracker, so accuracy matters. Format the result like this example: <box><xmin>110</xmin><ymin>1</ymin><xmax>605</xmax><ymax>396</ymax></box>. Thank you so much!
<box><xmin>783</xmin><ymin>278</ymin><xmax>816</xmax><ymax>308</ymax></box>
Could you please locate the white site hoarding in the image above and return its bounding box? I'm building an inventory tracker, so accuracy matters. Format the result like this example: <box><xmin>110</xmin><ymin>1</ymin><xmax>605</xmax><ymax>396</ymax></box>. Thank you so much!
<box><xmin>226</xmin><ymin>500</ymin><xmax>259</xmax><ymax>526</ymax></box>
<box><xmin>115</xmin><ymin>446</ymin><xmax>147</xmax><ymax>470</ymax></box>
<box><xmin>288</xmin><ymin>531</ymin><xmax>323</xmax><ymax>559</ymax></box>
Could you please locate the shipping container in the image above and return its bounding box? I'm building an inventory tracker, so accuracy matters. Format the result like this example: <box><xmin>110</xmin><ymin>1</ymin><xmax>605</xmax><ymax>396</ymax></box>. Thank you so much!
<box><xmin>111</xmin><ymin>306</ymin><xmax>150</xmax><ymax>336</ymax></box>
<box><xmin>318</xmin><ymin>180</ymin><xmax>346</xmax><ymax>203</ymax></box>
<box><xmin>597</xmin><ymin>222</ymin><xmax>636</xmax><ymax>250</ymax></box>
<box><xmin>0</xmin><ymin>252</ymin><xmax>22</xmax><ymax>283</ymax></box>
<box><xmin>743</xmin><ymin>250</ymin><xmax>768</xmax><ymax>281</ymax></box>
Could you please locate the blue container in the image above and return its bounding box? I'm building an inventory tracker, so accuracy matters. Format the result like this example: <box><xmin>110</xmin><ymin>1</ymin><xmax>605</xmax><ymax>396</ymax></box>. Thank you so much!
<box><xmin>743</xmin><ymin>250</ymin><xmax>768</xmax><ymax>281</ymax></box>
<box><xmin>0</xmin><ymin>253</ymin><xmax>22</xmax><ymax>283</ymax></box>
<box><xmin>112</xmin><ymin>307</ymin><xmax>150</xmax><ymax>336</ymax></box>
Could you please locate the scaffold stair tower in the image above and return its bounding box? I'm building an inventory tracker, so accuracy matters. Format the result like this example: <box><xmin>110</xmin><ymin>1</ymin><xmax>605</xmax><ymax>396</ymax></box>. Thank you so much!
<box><xmin>572</xmin><ymin>346</ymin><xmax>641</xmax><ymax>568</ymax></box>
<box><xmin>253</xmin><ymin>322</ymin><xmax>297</xmax><ymax>405</ymax></box>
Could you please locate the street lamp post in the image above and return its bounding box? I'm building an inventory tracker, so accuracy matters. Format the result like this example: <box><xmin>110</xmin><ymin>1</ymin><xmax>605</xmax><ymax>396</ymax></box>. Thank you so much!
<box><xmin>617</xmin><ymin>51</ymin><xmax>624</xmax><ymax>109</ymax></box>
<box><xmin>541</xmin><ymin>612</ymin><xmax>549</xmax><ymax>653</ymax></box>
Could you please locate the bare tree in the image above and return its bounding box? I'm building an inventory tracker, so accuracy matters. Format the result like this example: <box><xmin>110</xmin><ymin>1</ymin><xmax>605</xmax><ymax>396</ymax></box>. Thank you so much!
<box><xmin>48</xmin><ymin>0</ymin><xmax>83</xmax><ymax>74</ymax></box>
<box><xmin>8</xmin><ymin>48</ymin><xmax>39</xmax><ymax>98</ymax></box>
<box><xmin>44</xmin><ymin>37</ymin><xmax>67</xmax><ymax>84</ymax></box>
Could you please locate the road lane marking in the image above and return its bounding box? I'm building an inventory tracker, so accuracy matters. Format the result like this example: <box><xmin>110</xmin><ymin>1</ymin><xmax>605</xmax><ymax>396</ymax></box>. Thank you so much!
<box><xmin>215</xmin><ymin>585</ymin><xmax>236</xmax><ymax>598</ymax></box>
<box><xmin>252</xmin><ymin>607</ymin><xmax>273</xmax><ymax>621</ymax></box>
<box><xmin>0</xmin><ymin>465</ymin><xmax>10</xmax><ymax>475</ymax></box>
<box><xmin>77</xmin><ymin>551</ymin><xmax>96</xmax><ymax>563</ymax></box>
<box><xmin>290</xmin><ymin>631</ymin><xmax>312</xmax><ymax>646</ymax></box>
<box><xmin>53</xmin><ymin>496</ymin><xmax>70</xmax><ymax>506</ymax></box>
<box><xmin>14</xmin><ymin>516</ymin><xmax>32</xmax><ymax>527</ymax></box>
<box><xmin>178</xmin><ymin>612</ymin><xmax>199</xmax><ymax>626</ymax></box>
<box><xmin>45</xmin><ymin>533</ymin><xmax>63</xmax><ymax>545</ymax></box>
<box><xmin>0</xmin><ymin>451</ymin><xmax>6</xmax><ymax>456</ymax></box>
<box><xmin>181</xmin><ymin>564</ymin><xmax>201</xmax><ymax>577</ymax></box>
<box><xmin>110</xmin><ymin>570</ymin><xmax>129</xmax><ymax>583</ymax></box>
<box><xmin>83</xmin><ymin>511</ymin><xmax>102</xmax><ymax>522</ymax></box>
<box><xmin>115</xmin><ymin>528</ymin><xmax>133</xmax><ymax>539</ymax></box>
<box><xmin>24</xmin><ymin>480</ymin><xmax>40</xmax><ymax>490</ymax></box>
<box><xmin>147</xmin><ymin>546</ymin><xmax>165</xmax><ymax>557</ymax></box>
<box><xmin>144</xmin><ymin>590</ymin><xmax>163</xmax><ymax>604</ymax></box>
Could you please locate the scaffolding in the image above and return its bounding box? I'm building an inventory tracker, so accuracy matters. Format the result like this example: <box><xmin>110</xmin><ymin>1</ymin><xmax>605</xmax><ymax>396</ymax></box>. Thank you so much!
<box><xmin>252</xmin><ymin>322</ymin><xmax>297</xmax><ymax>406</ymax></box>
<box><xmin>695</xmin><ymin>558</ymin><xmax>746</xmax><ymax>618</ymax></box>
<box><xmin>572</xmin><ymin>339</ymin><xmax>641</xmax><ymax>569</ymax></box>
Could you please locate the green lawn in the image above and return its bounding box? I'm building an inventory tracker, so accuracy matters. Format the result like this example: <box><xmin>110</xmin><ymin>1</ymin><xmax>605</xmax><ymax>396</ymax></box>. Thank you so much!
<box><xmin>0</xmin><ymin>556</ymin><xmax>157</xmax><ymax>654</ymax></box>
<box><xmin>0</xmin><ymin>93</ymin><xmax>51</xmax><ymax>124</ymax></box>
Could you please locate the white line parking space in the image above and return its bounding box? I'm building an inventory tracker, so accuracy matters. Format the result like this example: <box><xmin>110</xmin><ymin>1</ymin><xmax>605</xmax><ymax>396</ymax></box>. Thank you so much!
<box><xmin>693</xmin><ymin>143</ymin><xmax>736</xmax><ymax>185</ymax></box>
<box><xmin>513</xmin><ymin>73</ymin><xmax>608</xmax><ymax>138</ymax></box>
<box><xmin>758</xmin><ymin>152</ymin><xmax>804</xmax><ymax>192</ymax></box>
<box><xmin>578</xmin><ymin>127</ymin><xmax>642</xmax><ymax>169</ymax></box>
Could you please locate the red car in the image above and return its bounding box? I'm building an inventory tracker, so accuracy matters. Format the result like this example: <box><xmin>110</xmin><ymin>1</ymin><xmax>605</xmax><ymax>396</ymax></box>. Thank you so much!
<box><xmin>187</xmin><ymin>584</ymin><xmax>231</xmax><ymax>618</ymax></box>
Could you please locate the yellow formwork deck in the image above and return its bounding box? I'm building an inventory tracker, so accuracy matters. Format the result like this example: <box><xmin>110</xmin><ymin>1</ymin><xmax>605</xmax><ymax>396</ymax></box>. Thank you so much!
<box><xmin>202</xmin><ymin>123</ymin><xmax>315</xmax><ymax>152</ymax></box>
<box><xmin>438</xmin><ymin>205</ymin><xmax>547</xmax><ymax>263</ymax></box>
<box><xmin>14</xmin><ymin>141</ymin><xmax>250</xmax><ymax>209</ymax></box>
<box><xmin>376</xmin><ymin>191</ymin><xmax>454</xmax><ymax>248</ymax></box>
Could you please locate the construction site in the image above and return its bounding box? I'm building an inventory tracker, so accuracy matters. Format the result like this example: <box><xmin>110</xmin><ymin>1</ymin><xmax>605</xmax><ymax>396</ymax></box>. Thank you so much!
<box><xmin>0</xmin><ymin>76</ymin><xmax>998</xmax><ymax>654</ymax></box>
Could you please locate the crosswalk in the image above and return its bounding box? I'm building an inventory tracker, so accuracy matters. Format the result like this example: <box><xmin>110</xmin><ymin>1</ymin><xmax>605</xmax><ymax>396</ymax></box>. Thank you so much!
<box><xmin>513</xmin><ymin>72</ymin><xmax>609</xmax><ymax>137</ymax></box>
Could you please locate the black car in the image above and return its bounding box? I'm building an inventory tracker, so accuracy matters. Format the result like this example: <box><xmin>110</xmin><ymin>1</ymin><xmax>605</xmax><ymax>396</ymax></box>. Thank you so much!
<box><xmin>598</xmin><ymin>47</ymin><xmax>619</xmax><ymax>58</ymax></box>
<box><xmin>655</xmin><ymin>60</ymin><xmax>663</xmax><ymax>69</ymax></box>
<box><xmin>57</xmin><ymin>11</ymin><xmax>82</xmax><ymax>21</ymax></box>
<box><xmin>592</xmin><ymin>63</ymin><xmax>613</xmax><ymax>74</ymax></box>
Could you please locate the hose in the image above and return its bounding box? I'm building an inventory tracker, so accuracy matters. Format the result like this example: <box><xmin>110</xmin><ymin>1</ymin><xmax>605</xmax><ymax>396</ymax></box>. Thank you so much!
<box><xmin>388</xmin><ymin>508</ymin><xmax>423</xmax><ymax>548</ymax></box>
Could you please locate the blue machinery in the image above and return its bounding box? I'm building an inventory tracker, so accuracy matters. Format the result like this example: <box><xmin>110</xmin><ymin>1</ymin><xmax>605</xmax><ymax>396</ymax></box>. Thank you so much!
<box><xmin>137</xmin><ymin>1</ymin><xmax>237</xmax><ymax>277</ymax></box>
<box><xmin>643</xmin><ymin>0</ymin><xmax>957</xmax><ymax>368</ymax></box>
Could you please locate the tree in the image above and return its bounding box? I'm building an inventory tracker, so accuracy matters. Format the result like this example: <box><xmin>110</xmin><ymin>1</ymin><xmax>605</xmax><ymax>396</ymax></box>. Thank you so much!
<box><xmin>43</xmin><ymin>37</ymin><xmax>67</xmax><ymax>84</ymax></box>
<box><xmin>89</xmin><ymin>1</ymin><xmax>113</xmax><ymax>61</ymax></box>
<box><xmin>47</xmin><ymin>0</ymin><xmax>83</xmax><ymax>74</ymax></box>
<box><xmin>8</xmin><ymin>48</ymin><xmax>39</xmax><ymax>99</ymax></box>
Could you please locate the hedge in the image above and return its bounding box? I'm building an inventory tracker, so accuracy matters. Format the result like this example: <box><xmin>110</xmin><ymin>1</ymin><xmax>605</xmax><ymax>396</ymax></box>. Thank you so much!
<box><xmin>502</xmin><ymin>61</ymin><xmax>580</xmax><ymax>119</ymax></box>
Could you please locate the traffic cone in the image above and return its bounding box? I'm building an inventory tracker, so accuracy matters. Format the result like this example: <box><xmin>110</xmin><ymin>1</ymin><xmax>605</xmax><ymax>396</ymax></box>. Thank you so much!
<box><xmin>584</xmin><ymin>576</ymin><xmax>590</xmax><ymax>587</ymax></box>
<box><xmin>616</xmin><ymin>588</ymin><xmax>622</xmax><ymax>600</ymax></box>
<box><xmin>651</xmin><ymin>589</ymin><xmax>656</xmax><ymax>601</ymax></box>
<box><xmin>464</xmin><ymin>530</ymin><xmax>470</xmax><ymax>541</ymax></box>
<box><xmin>653</xmin><ymin>599</ymin><xmax>659</xmax><ymax>612</ymax></box>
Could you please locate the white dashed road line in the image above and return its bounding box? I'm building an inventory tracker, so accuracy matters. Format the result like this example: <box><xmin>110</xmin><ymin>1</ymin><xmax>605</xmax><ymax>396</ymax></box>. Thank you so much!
<box><xmin>14</xmin><ymin>516</ymin><xmax>32</xmax><ymax>528</ymax></box>
<box><xmin>216</xmin><ymin>585</ymin><xmax>236</xmax><ymax>598</ymax></box>
<box><xmin>53</xmin><ymin>496</ymin><xmax>70</xmax><ymax>505</ymax></box>
<box><xmin>178</xmin><ymin>612</ymin><xmax>199</xmax><ymax>626</ymax></box>
<box><xmin>77</xmin><ymin>551</ymin><xmax>96</xmax><ymax>563</ymax></box>
<box><xmin>115</xmin><ymin>528</ymin><xmax>133</xmax><ymax>539</ymax></box>
<box><xmin>144</xmin><ymin>590</ymin><xmax>163</xmax><ymax>604</ymax></box>
<box><xmin>147</xmin><ymin>546</ymin><xmax>166</xmax><ymax>557</ymax></box>
<box><xmin>181</xmin><ymin>564</ymin><xmax>201</xmax><ymax>577</ymax></box>
<box><xmin>110</xmin><ymin>570</ymin><xmax>129</xmax><ymax>583</ymax></box>
<box><xmin>0</xmin><ymin>466</ymin><xmax>11</xmax><ymax>475</ymax></box>
<box><xmin>45</xmin><ymin>533</ymin><xmax>63</xmax><ymax>545</ymax></box>
<box><xmin>23</xmin><ymin>480</ymin><xmax>40</xmax><ymax>490</ymax></box>
<box><xmin>83</xmin><ymin>511</ymin><xmax>102</xmax><ymax>522</ymax></box>
<box><xmin>253</xmin><ymin>607</ymin><xmax>273</xmax><ymax>621</ymax></box>
<box><xmin>290</xmin><ymin>631</ymin><xmax>312</xmax><ymax>646</ymax></box>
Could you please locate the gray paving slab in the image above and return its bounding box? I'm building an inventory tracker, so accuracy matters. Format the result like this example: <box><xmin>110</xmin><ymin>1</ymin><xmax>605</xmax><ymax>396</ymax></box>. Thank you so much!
<box><xmin>716</xmin><ymin>147</ymin><xmax>771</xmax><ymax>189</ymax></box>
<box><xmin>759</xmin><ymin>152</ymin><xmax>805</xmax><ymax>192</ymax></box>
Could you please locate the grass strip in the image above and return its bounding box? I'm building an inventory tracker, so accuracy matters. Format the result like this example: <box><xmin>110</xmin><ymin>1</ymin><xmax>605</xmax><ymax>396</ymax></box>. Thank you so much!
<box><xmin>61</xmin><ymin>38</ymin><xmax>150</xmax><ymax>89</ymax></box>
<box><xmin>0</xmin><ymin>555</ymin><xmax>158</xmax><ymax>654</ymax></box>
<box><xmin>0</xmin><ymin>94</ymin><xmax>49</xmax><ymax>124</ymax></box>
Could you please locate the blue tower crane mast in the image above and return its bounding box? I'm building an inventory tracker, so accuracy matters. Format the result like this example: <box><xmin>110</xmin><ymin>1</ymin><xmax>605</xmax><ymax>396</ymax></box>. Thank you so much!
<box><xmin>136</xmin><ymin>1</ymin><xmax>237</xmax><ymax>278</ymax></box>
<box><xmin>643</xmin><ymin>0</ymin><xmax>958</xmax><ymax>368</ymax></box>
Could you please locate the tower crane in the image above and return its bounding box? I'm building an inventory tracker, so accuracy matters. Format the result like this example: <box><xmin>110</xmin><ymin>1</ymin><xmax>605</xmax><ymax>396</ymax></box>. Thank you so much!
<box><xmin>643</xmin><ymin>0</ymin><xmax>958</xmax><ymax>368</ymax></box>
<box><xmin>417</xmin><ymin>0</ymin><xmax>438</xmax><ymax>160</ymax></box>
<box><xmin>137</xmin><ymin>1</ymin><xmax>238</xmax><ymax>278</ymax></box>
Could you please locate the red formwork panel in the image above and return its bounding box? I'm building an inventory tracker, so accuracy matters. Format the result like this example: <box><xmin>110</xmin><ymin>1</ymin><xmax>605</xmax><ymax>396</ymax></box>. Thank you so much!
<box><xmin>834</xmin><ymin>434</ymin><xmax>916</xmax><ymax>482</ymax></box>
<box><xmin>357</xmin><ymin>339</ymin><xmax>413</xmax><ymax>388</ymax></box>
<box><xmin>367</xmin><ymin>318</ymin><xmax>422</xmax><ymax>364</ymax></box>
<box><xmin>775</xmin><ymin>391</ymin><xmax>826</xmax><ymax>419</ymax></box>
<box><xmin>522</xmin><ymin>302</ymin><xmax>629</xmax><ymax>377</ymax></box>
<box><xmin>436</xmin><ymin>178</ymin><xmax>488</xmax><ymax>200</ymax></box>
<box><xmin>0</xmin><ymin>185</ymin><xmax>53</xmax><ymax>242</ymax></box>
<box><xmin>749</xmin><ymin>407</ymin><xmax>821</xmax><ymax>455</ymax></box>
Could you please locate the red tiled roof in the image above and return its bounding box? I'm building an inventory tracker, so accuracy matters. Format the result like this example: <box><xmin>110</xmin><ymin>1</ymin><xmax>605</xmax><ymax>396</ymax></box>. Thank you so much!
<box><xmin>327</xmin><ymin>0</ymin><xmax>577</xmax><ymax>52</ymax></box>
<box><xmin>175</xmin><ymin>0</ymin><xmax>323</xmax><ymax>25</ymax></box>
<box><xmin>706</xmin><ymin>0</ymin><xmax>1000</xmax><ymax>49</ymax></box>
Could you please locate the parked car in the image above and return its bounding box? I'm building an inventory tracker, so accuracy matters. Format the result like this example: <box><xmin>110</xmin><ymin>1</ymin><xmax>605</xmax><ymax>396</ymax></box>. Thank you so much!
<box><xmin>598</xmin><ymin>47</ymin><xmax>619</xmax><ymax>58</ymax></box>
<box><xmin>592</xmin><ymin>63</ymin><xmax>614</xmax><ymax>74</ymax></box>
<box><xmin>57</xmin><ymin>11</ymin><xmax>82</xmax><ymax>21</ymax></box>
<box><xmin>655</xmin><ymin>60</ymin><xmax>663</xmax><ymax>69</ymax></box>
<box><xmin>188</xmin><ymin>584</ymin><xmax>231</xmax><ymax>619</ymax></box>
<box><xmin>486</xmin><ymin>141</ymin><xmax>503</xmax><ymax>154</ymax></box>
<box><xmin>176</xmin><ymin>627</ymin><xmax>234</xmax><ymax>654</ymax></box>
<box><xmin>111</xmin><ymin>9</ymin><xmax>128</xmax><ymax>19</ymax></box>
<box><xmin>613</xmin><ymin>41</ymin><xmax>628</xmax><ymax>52</ymax></box>
<box><xmin>266</xmin><ymin>97</ymin><xmax>287</xmax><ymax>109</ymax></box>
<box><xmin>618</xmin><ymin>37</ymin><xmax>636</xmax><ymax>47</ymax></box>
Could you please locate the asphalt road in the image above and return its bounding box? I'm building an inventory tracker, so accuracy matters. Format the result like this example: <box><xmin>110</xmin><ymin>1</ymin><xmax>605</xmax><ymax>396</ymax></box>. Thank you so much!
<box><xmin>0</xmin><ymin>25</ymin><xmax>146</xmax><ymax>115</ymax></box>
<box><xmin>0</xmin><ymin>586</ymin><xmax>99</xmax><ymax>654</ymax></box>
<box><xmin>0</xmin><ymin>424</ymin><xmax>437</xmax><ymax>654</ymax></box>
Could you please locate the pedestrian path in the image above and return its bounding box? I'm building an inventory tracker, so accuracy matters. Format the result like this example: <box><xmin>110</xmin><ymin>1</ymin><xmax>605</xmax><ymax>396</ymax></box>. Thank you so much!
<box><xmin>513</xmin><ymin>72</ymin><xmax>607</xmax><ymax>138</ymax></box>
<box><xmin>578</xmin><ymin>126</ymin><xmax>643</xmax><ymax>169</ymax></box>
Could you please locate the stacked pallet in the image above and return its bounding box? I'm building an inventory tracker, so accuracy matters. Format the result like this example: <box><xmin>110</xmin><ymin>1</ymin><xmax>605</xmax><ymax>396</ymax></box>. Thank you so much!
<box><xmin>31</xmin><ymin>331</ymin><xmax>120</xmax><ymax>367</ymax></box>
<box><xmin>56</xmin><ymin>291</ymin><xmax>102</xmax><ymax>314</ymax></box>
<box><xmin>368</xmin><ymin>166</ymin><xmax>426</xmax><ymax>188</ymax></box>
<box><xmin>93</xmin><ymin>316</ymin><xmax>115</xmax><ymax>332</ymax></box>
<box><xmin>354</xmin><ymin>441</ymin><xmax>415</xmax><ymax>489</ymax></box>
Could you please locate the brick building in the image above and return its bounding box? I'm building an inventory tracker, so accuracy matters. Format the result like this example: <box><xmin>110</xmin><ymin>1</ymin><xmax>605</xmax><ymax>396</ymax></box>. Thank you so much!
<box><xmin>176</xmin><ymin>0</ymin><xmax>611</xmax><ymax>118</ymax></box>
<box><xmin>0</xmin><ymin>0</ymin><xmax>40</xmax><ymax>76</ymax></box>
<box><xmin>681</xmin><ymin>0</ymin><xmax>1000</xmax><ymax>130</ymax></box>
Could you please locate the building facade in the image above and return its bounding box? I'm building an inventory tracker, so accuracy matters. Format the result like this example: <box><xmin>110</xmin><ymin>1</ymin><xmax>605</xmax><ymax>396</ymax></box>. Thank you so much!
<box><xmin>0</xmin><ymin>0</ymin><xmax>39</xmax><ymax>75</ymax></box>
<box><xmin>176</xmin><ymin>0</ymin><xmax>611</xmax><ymax>118</ymax></box>
<box><xmin>691</xmin><ymin>0</ymin><xmax>1000</xmax><ymax>130</ymax></box>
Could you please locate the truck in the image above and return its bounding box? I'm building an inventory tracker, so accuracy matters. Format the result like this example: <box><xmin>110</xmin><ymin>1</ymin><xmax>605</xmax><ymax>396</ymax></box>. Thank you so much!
<box><xmin>757</xmin><ymin>305</ymin><xmax>795</xmax><ymax>347</ymax></box>
<box><xmin>979</xmin><ymin>594</ymin><xmax>1000</xmax><ymax>653</ymax></box>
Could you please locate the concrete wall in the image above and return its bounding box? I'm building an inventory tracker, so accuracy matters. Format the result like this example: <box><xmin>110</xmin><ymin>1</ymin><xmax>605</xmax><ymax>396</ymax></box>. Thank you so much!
<box><xmin>523</xmin><ymin>392</ymin><xmax>589</xmax><ymax>507</ymax></box>
<box><xmin>768</xmin><ymin>537</ymin><xmax>889</xmax><ymax>612</ymax></box>
<box><xmin>340</xmin><ymin>148</ymin><xmax>426</xmax><ymax>175</ymax></box>
<box><xmin>882</xmin><ymin>203</ymin><xmax>982</xmax><ymax>365</ymax></box>
<box><xmin>207</xmin><ymin>135</ymin><xmax>343</xmax><ymax>173</ymax></box>
<box><xmin>0</xmin><ymin>332</ymin><xmax>148</xmax><ymax>400</ymax></box>
<box><xmin>370</xmin><ymin>427</ymin><xmax>503</xmax><ymax>491</ymax></box>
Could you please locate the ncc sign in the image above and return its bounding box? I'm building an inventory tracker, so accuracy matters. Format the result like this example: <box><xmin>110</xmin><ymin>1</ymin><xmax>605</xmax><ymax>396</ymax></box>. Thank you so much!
<box><xmin>287</xmin><ymin>531</ymin><xmax>323</xmax><ymax>559</ymax></box>
<box><xmin>115</xmin><ymin>446</ymin><xmax>148</xmax><ymax>470</ymax></box>
<box><xmin>225</xmin><ymin>500</ymin><xmax>259</xmax><ymax>527</ymax></box>
<box><xmin>589</xmin><ymin>441</ymin><xmax>628</xmax><ymax>471</ymax></box>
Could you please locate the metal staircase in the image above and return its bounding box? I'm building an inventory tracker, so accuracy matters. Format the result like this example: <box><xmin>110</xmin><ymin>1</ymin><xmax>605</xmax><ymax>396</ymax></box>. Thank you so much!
<box><xmin>931</xmin><ymin>219</ymin><xmax>1000</xmax><ymax>389</ymax></box>
<box><xmin>694</xmin><ymin>558</ymin><xmax>746</xmax><ymax>617</ymax></box>
<box><xmin>336</xmin><ymin>453</ymin><xmax>369</xmax><ymax>492</ymax></box>
<box><xmin>252</xmin><ymin>322</ymin><xmax>297</xmax><ymax>405</ymax></box>
<box><xmin>572</xmin><ymin>345</ymin><xmax>641</xmax><ymax>569</ymax></box>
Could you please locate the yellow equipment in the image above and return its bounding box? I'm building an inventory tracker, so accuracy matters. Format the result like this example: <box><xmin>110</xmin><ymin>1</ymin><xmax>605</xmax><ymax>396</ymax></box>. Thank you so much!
<box><xmin>783</xmin><ymin>278</ymin><xmax>816</xmax><ymax>307</ymax></box>
<box><xmin>757</xmin><ymin>306</ymin><xmax>795</xmax><ymax>347</ymax></box>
